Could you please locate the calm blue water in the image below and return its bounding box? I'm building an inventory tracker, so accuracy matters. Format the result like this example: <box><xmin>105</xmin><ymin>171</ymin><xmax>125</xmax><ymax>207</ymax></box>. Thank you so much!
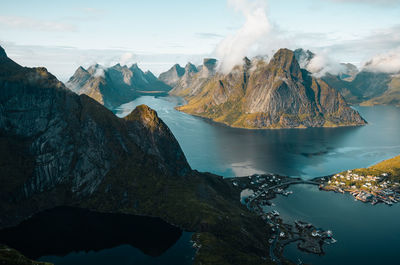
<box><xmin>114</xmin><ymin>96</ymin><xmax>400</xmax><ymax>265</ymax></box>
<box><xmin>271</xmin><ymin>185</ymin><xmax>400</xmax><ymax>265</ymax></box>
<box><xmin>115</xmin><ymin>96</ymin><xmax>400</xmax><ymax>179</ymax></box>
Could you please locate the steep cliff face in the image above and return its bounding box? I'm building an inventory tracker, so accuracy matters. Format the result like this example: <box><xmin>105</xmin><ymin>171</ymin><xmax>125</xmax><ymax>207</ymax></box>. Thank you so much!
<box><xmin>66</xmin><ymin>63</ymin><xmax>171</xmax><ymax>109</ymax></box>
<box><xmin>175</xmin><ymin>49</ymin><xmax>366</xmax><ymax>129</ymax></box>
<box><xmin>158</xmin><ymin>64</ymin><xmax>185</xmax><ymax>87</ymax></box>
<box><xmin>0</xmin><ymin>48</ymin><xmax>189</xmax><ymax>225</ymax></box>
<box><xmin>0</xmin><ymin>46</ymin><xmax>274</xmax><ymax>265</ymax></box>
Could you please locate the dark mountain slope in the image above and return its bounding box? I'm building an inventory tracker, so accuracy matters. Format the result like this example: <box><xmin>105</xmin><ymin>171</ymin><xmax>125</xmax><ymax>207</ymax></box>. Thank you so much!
<box><xmin>0</xmin><ymin>46</ymin><xmax>276</xmax><ymax>265</ymax></box>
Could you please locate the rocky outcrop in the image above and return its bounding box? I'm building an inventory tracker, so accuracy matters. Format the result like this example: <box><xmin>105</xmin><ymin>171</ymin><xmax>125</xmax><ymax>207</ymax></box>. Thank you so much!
<box><xmin>158</xmin><ymin>64</ymin><xmax>185</xmax><ymax>87</ymax></box>
<box><xmin>66</xmin><ymin>63</ymin><xmax>171</xmax><ymax>109</ymax></box>
<box><xmin>175</xmin><ymin>49</ymin><xmax>366</xmax><ymax>129</ymax></box>
<box><xmin>0</xmin><ymin>46</ymin><xmax>275</xmax><ymax>265</ymax></box>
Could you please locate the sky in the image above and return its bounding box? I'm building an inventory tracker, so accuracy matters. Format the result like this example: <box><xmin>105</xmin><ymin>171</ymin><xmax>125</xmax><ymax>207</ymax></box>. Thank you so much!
<box><xmin>0</xmin><ymin>0</ymin><xmax>399</xmax><ymax>80</ymax></box>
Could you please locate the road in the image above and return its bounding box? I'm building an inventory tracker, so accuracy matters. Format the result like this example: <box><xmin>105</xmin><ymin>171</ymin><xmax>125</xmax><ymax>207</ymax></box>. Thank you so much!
<box><xmin>248</xmin><ymin>180</ymin><xmax>320</xmax><ymax>205</ymax></box>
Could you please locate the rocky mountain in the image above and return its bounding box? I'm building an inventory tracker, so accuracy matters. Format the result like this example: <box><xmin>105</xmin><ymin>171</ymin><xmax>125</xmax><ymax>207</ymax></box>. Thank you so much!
<box><xmin>292</xmin><ymin>48</ymin><xmax>399</xmax><ymax>106</ymax></box>
<box><xmin>294</xmin><ymin>48</ymin><xmax>359</xmax><ymax>81</ymax></box>
<box><xmin>294</xmin><ymin>48</ymin><xmax>315</xmax><ymax>69</ymax></box>
<box><xmin>66</xmin><ymin>63</ymin><xmax>171</xmax><ymax>109</ymax></box>
<box><xmin>0</xmin><ymin>46</ymin><xmax>274</xmax><ymax>265</ymax></box>
<box><xmin>158</xmin><ymin>64</ymin><xmax>185</xmax><ymax>87</ymax></box>
<box><xmin>322</xmin><ymin>70</ymin><xmax>400</xmax><ymax>106</ymax></box>
<box><xmin>169</xmin><ymin>59</ymin><xmax>215</xmax><ymax>97</ymax></box>
<box><xmin>361</xmin><ymin>74</ymin><xmax>400</xmax><ymax>107</ymax></box>
<box><xmin>173</xmin><ymin>49</ymin><xmax>366</xmax><ymax>129</ymax></box>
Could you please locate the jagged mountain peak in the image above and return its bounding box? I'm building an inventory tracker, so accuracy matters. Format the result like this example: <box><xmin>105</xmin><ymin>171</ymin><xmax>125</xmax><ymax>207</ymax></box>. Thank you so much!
<box><xmin>66</xmin><ymin>61</ymin><xmax>171</xmax><ymax>108</ymax></box>
<box><xmin>125</xmin><ymin>104</ymin><xmax>161</xmax><ymax>129</ymax></box>
<box><xmin>77</xmin><ymin>66</ymin><xmax>87</xmax><ymax>72</ymax></box>
<box><xmin>294</xmin><ymin>48</ymin><xmax>315</xmax><ymax>69</ymax></box>
<box><xmin>173</xmin><ymin>48</ymin><xmax>366</xmax><ymax>129</ymax></box>
<box><xmin>87</xmin><ymin>64</ymin><xmax>102</xmax><ymax>75</ymax></box>
<box><xmin>268</xmin><ymin>48</ymin><xmax>302</xmax><ymax>77</ymax></box>
<box><xmin>184</xmin><ymin>62</ymin><xmax>198</xmax><ymax>73</ymax></box>
<box><xmin>111</xmin><ymin>63</ymin><xmax>122</xmax><ymax>69</ymax></box>
<box><xmin>0</xmin><ymin>46</ymin><xmax>7</xmax><ymax>58</ymax></box>
<box><xmin>203</xmin><ymin>58</ymin><xmax>217</xmax><ymax>68</ymax></box>
<box><xmin>172</xmin><ymin>63</ymin><xmax>184</xmax><ymax>71</ymax></box>
<box><xmin>158</xmin><ymin>63</ymin><xmax>186</xmax><ymax>87</ymax></box>
<box><xmin>130</xmin><ymin>63</ymin><xmax>140</xmax><ymax>69</ymax></box>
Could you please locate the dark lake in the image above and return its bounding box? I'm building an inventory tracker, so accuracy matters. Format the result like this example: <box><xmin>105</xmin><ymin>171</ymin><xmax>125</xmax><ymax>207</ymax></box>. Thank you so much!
<box><xmin>114</xmin><ymin>96</ymin><xmax>400</xmax><ymax>265</ymax></box>
<box><xmin>0</xmin><ymin>207</ymin><xmax>195</xmax><ymax>265</ymax></box>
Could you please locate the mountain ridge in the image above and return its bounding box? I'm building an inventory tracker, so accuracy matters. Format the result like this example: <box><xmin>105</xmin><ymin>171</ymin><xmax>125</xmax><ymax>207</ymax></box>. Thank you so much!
<box><xmin>171</xmin><ymin>48</ymin><xmax>366</xmax><ymax>129</ymax></box>
<box><xmin>66</xmin><ymin>63</ymin><xmax>172</xmax><ymax>109</ymax></box>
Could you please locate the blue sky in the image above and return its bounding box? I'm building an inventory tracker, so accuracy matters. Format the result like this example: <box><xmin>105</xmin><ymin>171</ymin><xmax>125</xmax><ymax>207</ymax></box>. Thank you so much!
<box><xmin>1</xmin><ymin>0</ymin><xmax>399</xmax><ymax>80</ymax></box>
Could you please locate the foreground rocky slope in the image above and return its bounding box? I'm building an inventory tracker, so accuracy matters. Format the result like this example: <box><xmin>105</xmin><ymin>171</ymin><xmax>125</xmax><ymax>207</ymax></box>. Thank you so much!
<box><xmin>0</xmin><ymin>46</ymin><xmax>277</xmax><ymax>265</ymax></box>
<box><xmin>172</xmin><ymin>49</ymin><xmax>366</xmax><ymax>129</ymax></box>
<box><xmin>66</xmin><ymin>63</ymin><xmax>171</xmax><ymax>109</ymax></box>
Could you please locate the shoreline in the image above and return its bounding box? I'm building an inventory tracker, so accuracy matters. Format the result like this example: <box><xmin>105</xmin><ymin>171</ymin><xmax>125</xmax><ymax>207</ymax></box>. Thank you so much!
<box><xmin>229</xmin><ymin>174</ymin><xmax>337</xmax><ymax>264</ymax></box>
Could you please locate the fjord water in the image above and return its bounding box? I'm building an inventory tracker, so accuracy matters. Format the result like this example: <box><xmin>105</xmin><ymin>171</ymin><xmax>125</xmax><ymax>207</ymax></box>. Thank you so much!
<box><xmin>115</xmin><ymin>96</ymin><xmax>400</xmax><ymax>179</ymax></box>
<box><xmin>115</xmin><ymin>96</ymin><xmax>400</xmax><ymax>265</ymax></box>
<box><xmin>271</xmin><ymin>185</ymin><xmax>400</xmax><ymax>265</ymax></box>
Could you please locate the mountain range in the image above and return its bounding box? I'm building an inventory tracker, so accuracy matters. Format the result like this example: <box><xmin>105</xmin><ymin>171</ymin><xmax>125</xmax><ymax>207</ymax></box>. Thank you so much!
<box><xmin>66</xmin><ymin>63</ymin><xmax>171</xmax><ymax>109</ymax></box>
<box><xmin>166</xmin><ymin>48</ymin><xmax>366</xmax><ymax>129</ymax></box>
<box><xmin>0</xmin><ymin>46</ymin><xmax>273</xmax><ymax>265</ymax></box>
<box><xmin>294</xmin><ymin>48</ymin><xmax>400</xmax><ymax>107</ymax></box>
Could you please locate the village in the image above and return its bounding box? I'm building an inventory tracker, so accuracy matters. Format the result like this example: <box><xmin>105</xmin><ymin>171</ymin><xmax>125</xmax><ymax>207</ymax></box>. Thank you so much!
<box><xmin>317</xmin><ymin>170</ymin><xmax>400</xmax><ymax>206</ymax></box>
<box><xmin>230</xmin><ymin>174</ymin><xmax>336</xmax><ymax>264</ymax></box>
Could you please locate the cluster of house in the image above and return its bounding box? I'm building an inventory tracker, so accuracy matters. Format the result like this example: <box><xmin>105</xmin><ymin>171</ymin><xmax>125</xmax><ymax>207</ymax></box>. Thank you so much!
<box><xmin>321</xmin><ymin>170</ymin><xmax>400</xmax><ymax>206</ymax></box>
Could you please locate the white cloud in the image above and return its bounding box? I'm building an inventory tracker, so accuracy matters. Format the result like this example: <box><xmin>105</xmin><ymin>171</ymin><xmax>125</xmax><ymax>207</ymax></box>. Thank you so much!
<box><xmin>306</xmin><ymin>52</ymin><xmax>345</xmax><ymax>77</ymax></box>
<box><xmin>92</xmin><ymin>65</ymin><xmax>105</xmax><ymax>78</ymax></box>
<box><xmin>363</xmin><ymin>47</ymin><xmax>400</xmax><ymax>74</ymax></box>
<box><xmin>0</xmin><ymin>16</ymin><xmax>76</xmax><ymax>32</ymax></box>
<box><xmin>301</xmin><ymin>24</ymin><xmax>400</xmax><ymax>68</ymax></box>
<box><xmin>330</xmin><ymin>0</ymin><xmax>400</xmax><ymax>5</ymax></box>
<box><xmin>215</xmin><ymin>0</ymin><xmax>287</xmax><ymax>73</ymax></box>
<box><xmin>119</xmin><ymin>52</ymin><xmax>135</xmax><ymax>66</ymax></box>
<box><xmin>195</xmin><ymin>32</ymin><xmax>224</xmax><ymax>39</ymax></box>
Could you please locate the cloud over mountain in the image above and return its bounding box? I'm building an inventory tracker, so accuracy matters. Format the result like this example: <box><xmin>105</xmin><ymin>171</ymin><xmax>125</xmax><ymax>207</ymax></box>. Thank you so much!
<box><xmin>215</xmin><ymin>0</ymin><xmax>287</xmax><ymax>73</ymax></box>
<box><xmin>363</xmin><ymin>47</ymin><xmax>400</xmax><ymax>73</ymax></box>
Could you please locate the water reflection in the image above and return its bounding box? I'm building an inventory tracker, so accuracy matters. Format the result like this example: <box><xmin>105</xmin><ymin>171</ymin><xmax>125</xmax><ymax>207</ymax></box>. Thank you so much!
<box><xmin>115</xmin><ymin>96</ymin><xmax>400</xmax><ymax>178</ymax></box>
